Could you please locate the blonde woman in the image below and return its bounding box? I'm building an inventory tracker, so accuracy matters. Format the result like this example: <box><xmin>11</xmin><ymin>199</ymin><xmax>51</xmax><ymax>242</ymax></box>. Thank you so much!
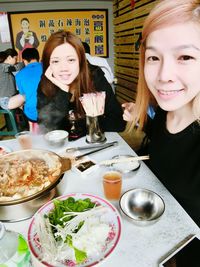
<box><xmin>123</xmin><ymin>0</ymin><xmax>200</xmax><ymax>230</ymax></box>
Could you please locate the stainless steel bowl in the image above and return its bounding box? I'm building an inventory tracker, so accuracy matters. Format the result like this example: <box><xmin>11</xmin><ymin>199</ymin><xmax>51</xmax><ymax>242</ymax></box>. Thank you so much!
<box><xmin>119</xmin><ymin>188</ymin><xmax>165</xmax><ymax>226</ymax></box>
<box><xmin>44</xmin><ymin>130</ymin><xmax>68</xmax><ymax>147</ymax></box>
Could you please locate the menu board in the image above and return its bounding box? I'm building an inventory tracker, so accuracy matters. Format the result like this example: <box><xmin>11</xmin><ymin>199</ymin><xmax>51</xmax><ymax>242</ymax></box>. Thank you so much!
<box><xmin>8</xmin><ymin>9</ymin><xmax>108</xmax><ymax>60</ymax></box>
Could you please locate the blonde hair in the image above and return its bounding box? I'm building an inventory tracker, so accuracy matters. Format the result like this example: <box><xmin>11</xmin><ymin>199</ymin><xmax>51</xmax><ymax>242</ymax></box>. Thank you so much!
<box><xmin>128</xmin><ymin>0</ymin><xmax>200</xmax><ymax>132</ymax></box>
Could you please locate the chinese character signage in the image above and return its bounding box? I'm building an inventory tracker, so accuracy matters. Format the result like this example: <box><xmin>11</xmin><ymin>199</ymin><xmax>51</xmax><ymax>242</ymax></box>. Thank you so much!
<box><xmin>8</xmin><ymin>9</ymin><xmax>108</xmax><ymax>60</ymax></box>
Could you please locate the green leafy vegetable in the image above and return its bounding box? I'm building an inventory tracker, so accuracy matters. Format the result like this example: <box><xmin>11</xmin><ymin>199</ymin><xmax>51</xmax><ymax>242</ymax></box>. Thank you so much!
<box><xmin>66</xmin><ymin>235</ymin><xmax>87</xmax><ymax>264</ymax></box>
<box><xmin>46</xmin><ymin>197</ymin><xmax>96</xmax><ymax>263</ymax></box>
<box><xmin>48</xmin><ymin>197</ymin><xmax>95</xmax><ymax>228</ymax></box>
<box><xmin>36</xmin><ymin>197</ymin><xmax>108</xmax><ymax>265</ymax></box>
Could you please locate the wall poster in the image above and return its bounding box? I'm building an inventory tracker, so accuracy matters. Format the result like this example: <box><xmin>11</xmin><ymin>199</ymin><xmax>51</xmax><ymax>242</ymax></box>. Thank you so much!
<box><xmin>8</xmin><ymin>9</ymin><xmax>108</xmax><ymax>61</ymax></box>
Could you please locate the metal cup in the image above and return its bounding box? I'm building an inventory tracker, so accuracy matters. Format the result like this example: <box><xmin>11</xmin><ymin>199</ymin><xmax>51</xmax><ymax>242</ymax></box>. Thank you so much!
<box><xmin>86</xmin><ymin>115</ymin><xmax>106</xmax><ymax>144</ymax></box>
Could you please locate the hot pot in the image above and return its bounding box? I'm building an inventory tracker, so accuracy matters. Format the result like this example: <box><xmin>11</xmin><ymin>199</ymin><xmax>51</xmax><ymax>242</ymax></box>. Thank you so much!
<box><xmin>0</xmin><ymin>149</ymin><xmax>71</xmax><ymax>222</ymax></box>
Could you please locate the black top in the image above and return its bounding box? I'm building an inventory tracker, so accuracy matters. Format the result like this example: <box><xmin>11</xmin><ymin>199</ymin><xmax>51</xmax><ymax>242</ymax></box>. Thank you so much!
<box><xmin>37</xmin><ymin>64</ymin><xmax>126</xmax><ymax>134</ymax></box>
<box><xmin>149</xmin><ymin>108</ymin><xmax>200</xmax><ymax>227</ymax></box>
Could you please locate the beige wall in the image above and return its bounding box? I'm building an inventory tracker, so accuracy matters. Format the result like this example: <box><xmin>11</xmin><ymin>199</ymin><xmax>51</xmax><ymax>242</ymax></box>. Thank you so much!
<box><xmin>0</xmin><ymin>0</ymin><xmax>114</xmax><ymax>70</ymax></box>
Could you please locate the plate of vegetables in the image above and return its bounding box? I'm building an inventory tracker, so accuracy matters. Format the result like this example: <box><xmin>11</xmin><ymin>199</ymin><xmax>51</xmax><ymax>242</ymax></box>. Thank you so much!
<box><xmin>28</xmin><ymin>193</ymin><xmax>122</xmax><ymax>267</ymax></box>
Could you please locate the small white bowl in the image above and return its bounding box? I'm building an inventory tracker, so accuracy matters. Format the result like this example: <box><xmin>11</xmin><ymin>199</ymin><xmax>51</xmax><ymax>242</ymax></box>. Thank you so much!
<box><xmin>44</xmin><ymin>130</ymin><xmax>68</xmax><ymax>147</ymax></box>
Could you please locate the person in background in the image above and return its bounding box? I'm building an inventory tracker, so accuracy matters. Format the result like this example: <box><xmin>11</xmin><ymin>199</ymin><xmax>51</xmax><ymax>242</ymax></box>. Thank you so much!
<box><xmin>37</xmin><ymin>30</ymin><xmax>126</xmax><ymax>135</ymax></box>
<box><xmin>0</xmin><ymin>51</ymin><xmax>7</xmax><ymax>63</ymax></box>
<box><xmin>0</xmin><ymin>48</ymin><xmax>42</xmax><ymax>133</ymax></box>
<box><xmin>16</xmin><ymin>18</ymin><xmax>39</xmax><ymax>61</ymax></box>
<box><xmin>82</xmin><ymin>41</ymin><xmax>114</xmax><ymax>84</ymax></box>
<box><xmin>123</xmin><ymin>0</ymin><xmax>200</xmax><ymax>232</ymax></box>
<box><xmin>0</xmin><ymin>48</ymin><xmax>24</xmax><ymax>98</ymax></box>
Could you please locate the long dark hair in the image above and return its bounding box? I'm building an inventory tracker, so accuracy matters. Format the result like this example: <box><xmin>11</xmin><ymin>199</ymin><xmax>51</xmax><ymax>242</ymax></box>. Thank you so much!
<box><xmin>40</xmin><ymin>31</ymin><xmax>95</xmax><ymax>114</ymax></box>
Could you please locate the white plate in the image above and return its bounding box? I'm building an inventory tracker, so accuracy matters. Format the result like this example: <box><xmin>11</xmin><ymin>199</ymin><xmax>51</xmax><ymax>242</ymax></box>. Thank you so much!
<box><xmin>0</xmin><ymin>145</ymin><xmax>12</xmax><ymax>156</ymax></box>
<box><xmin>28</xmin><ymin>193</ymin><xmax>122</xmax><ymax>267</ymax></box>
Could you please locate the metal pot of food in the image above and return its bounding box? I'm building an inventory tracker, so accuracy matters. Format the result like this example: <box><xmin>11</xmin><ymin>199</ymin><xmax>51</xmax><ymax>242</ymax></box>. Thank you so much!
<box><xmin>0</xmin><ymin>149</ymin><xmax>71</xmax><ymax>222</ymax></box>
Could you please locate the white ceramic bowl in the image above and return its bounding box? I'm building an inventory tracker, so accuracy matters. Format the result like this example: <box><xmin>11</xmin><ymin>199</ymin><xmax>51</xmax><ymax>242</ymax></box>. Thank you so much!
<box><xmin>120</xmin><ymin>188</ymin><xmax>165</xmax><ymax>226</ymax></box>
<box><xmin>44</xmin><ymin>130</ymin><xmax>68</xmax><ymax>147</ymax></box>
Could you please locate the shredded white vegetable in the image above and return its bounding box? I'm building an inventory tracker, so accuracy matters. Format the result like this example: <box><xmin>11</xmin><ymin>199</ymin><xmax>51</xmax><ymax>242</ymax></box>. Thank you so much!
<box><xmin>34</xmin><ymin>205</ymin><xmax>112</xmax><ymax>265</ymax></box>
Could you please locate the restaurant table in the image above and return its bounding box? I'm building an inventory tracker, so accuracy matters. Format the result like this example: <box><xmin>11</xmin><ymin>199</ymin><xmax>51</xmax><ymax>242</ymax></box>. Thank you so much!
<box><xmin>2</xmin><ymin>132</ymin><xmax>200</xmax><ymax>267</ymax></box>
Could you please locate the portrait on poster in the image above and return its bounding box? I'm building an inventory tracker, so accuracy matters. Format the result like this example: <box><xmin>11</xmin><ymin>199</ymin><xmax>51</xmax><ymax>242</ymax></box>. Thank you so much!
<box><xmin>8</xmin><ymin>9</ymin><xmax>108</xmax><ymax>61</ymax></box>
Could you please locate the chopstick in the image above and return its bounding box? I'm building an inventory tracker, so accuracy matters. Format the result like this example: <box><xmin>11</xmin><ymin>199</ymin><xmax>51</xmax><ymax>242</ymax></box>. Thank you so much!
<box><xmin>99</xmin><ymin>155</ymin><xmax>150</xmax><ymax>165</ymax></box>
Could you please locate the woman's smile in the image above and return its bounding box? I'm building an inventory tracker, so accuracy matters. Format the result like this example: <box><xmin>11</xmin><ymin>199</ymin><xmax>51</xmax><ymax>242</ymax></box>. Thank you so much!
<box><xmin>157</xmin><ymin>88</ymin><xmax>184</xmax><ymax>100</ymax></box>
<box><xmin>59</xmin><ymin>74</ymin><xmax>71</xmax><ymax>80</ymax></box>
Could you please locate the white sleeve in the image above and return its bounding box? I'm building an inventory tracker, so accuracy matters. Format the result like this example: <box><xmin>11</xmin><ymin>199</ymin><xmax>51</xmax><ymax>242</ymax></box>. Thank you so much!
<box><xmin>101</xmin><ymin>60</ymin><xmax>114</xmax><ymax>84</ymax></box>
<box><xmin>20</xmin><ymin>35</ymin><xmax>25</xmax><ymax>47</ymax></box>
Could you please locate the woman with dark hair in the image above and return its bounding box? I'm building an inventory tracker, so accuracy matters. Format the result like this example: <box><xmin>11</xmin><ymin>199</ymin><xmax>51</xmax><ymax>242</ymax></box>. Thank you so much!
<box><xmin>37</xmin><ymin>30</ymin><xmax>126</xmax><ymax>135</ymax></box>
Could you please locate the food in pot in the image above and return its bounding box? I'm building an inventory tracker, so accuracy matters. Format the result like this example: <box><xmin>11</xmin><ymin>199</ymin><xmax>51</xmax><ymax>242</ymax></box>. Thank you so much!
<box><xmin>0</xmin><ymin>151</ymin><xmax>62</xmax><ymax>201</ymax></box>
